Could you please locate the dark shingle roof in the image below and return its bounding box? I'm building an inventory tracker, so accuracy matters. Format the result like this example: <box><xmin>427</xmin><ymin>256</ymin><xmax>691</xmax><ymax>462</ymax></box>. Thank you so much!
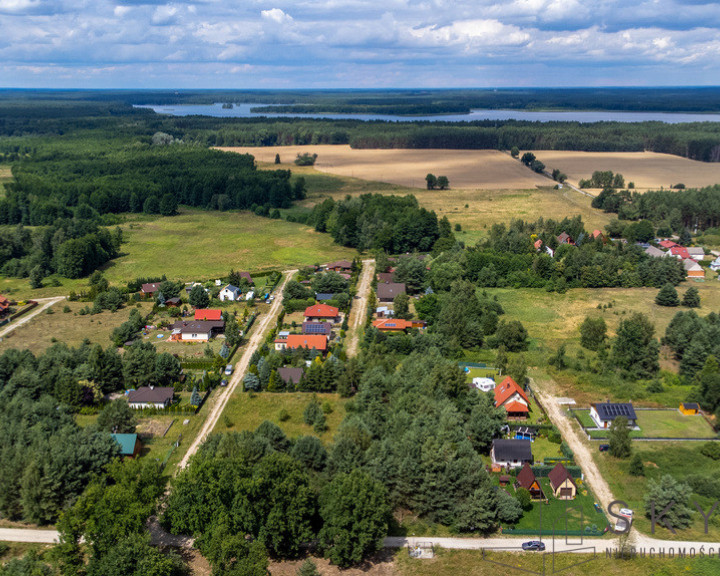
<box><xmin>277</xmin><ymin>367</ymin><xmax>304</xmax><ymax>385</ymax></box>
<box><xmin>376</xmin><ymin>282</ymin><xmax>406</xmax><ymax>300</ymax></box>
<box><xmin>592</xmin><ymin>402</ymin><xmax>636</xmax><ymax>422</ymax></box>
<box><xmin>548</xmin><ymin>463</ymin><xmax>576</xmax><ymax>491</ymax></box>
<box><xmin>127</xmin><ymin>387</ymin><xmax>174</xmax><ymax>404</ymax></box>
<box><xmin>515</xmin><ymin>463</ymin><xmax>538</xmax><ymax>490</ymax></box>
<box><xmin>492</xmin><ymin>439</ymin><xmax>532</xmax><ymax>462</ymax></box>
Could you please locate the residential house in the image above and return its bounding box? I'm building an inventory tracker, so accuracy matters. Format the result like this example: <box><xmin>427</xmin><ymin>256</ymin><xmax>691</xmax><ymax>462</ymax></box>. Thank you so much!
<box><xmin>372</xmin><ymin>318</ymin><xmax>414</xmax><ymax>331</ymax></box>
<box><xmin>325</xmin><ymin>259</ymin><xmax>353</xmax><ymax>272</ymax></box>
<box><xmin>111</xmin><ymin>433</ymin><xmax>142</xmax><ymax>458</ymax></box>
<box><xmin>376</xmin><ymin>282</ymin><xmax>406</xmax><ymax>302</ymax></box>
<box><xmin>0</xmin><ymin>294</ymin><xmax>10</xmax><ymax>318</ymax></box>
<box><xmin>644</xmin><ymin>246</ymin><xmax>668</xmax><ymax>258</ymax></box>
<box><xmin>515</xmin><ymin>463</ymin><xmax>544</xmax><ymax>499</ymax></box>
<box><xmin>548</xmin><ymin>463</ymin><xmax>577</xmax><ymax>500</ymax></box>
<box><xmin>377</xmin><ymin>272</ymin><xmax>395</xmax><ymax>283</ymax></box>
<box><xmin>670</xmin><ymin>246</ymin><xmax>691</xmax><ymax>260</ymax></box>
<box><xmin>684</xmin><ymin>259</ymin><xmax>705</xmax><ymax>279</ymax></box>
<box><xmin>219</xmin><ymin>284</ymin><xmax>241</xmax><ymax>302</ymax></box>
<box><xmin>195</xmin><ymin>309</ymin><xmax>222</xmax><ymax>321</ymax></box>
<box><xmin>185</xmin><ymin>282</ymin><xmax>205</xmax><ymax>295</ymax></box>
<box><xmin>494</xmin><ymin>376</ymin><xmax>531</xmax><ymax>419</ymax></box>
<box><xmin>659</xmin><ymin>240</ymin><xmax>679</xmax><ymax>250</ymax></box>
<box><xmin>710</xmin><ymin>257</ymin><xmax>720</xmax><ymax>272</ymax></box>
<box><xmin>304</xmin><ymin>304</ymin><xmax>340</xmax><ymax>323</ymax></box>
<box><xmin>141</xmin><ymin>282</ymin><xmax>161</xmax><ymax>296</ymax></box>
<box><xmin>589</xmin><ymin>402</ymin><xmax>637</xmax><ymax>429</ymax></box>
<box><xmin>687</xmin><ymin>247</ymin><xmax>706</xmax><ymax>260</ymax></box>
<box><xmin>590</xmin><ymin>229</ymin><xmax>605</xmax><ymax>242</ymax></box>
<box><xmin>171</xmin><ymin>320</ymin><xmax>225</xmax><ymax>341</ymax></box>
<box><xmin>277</xmin><ymin>367</ymin><xmax>304</xmax><ymax>387</ymax></box>
<box><xmin>127</xmin><ymin>386</ymin><xmax>174</xmax><ymax>409</ymax></box>
<box><xmin>557</xmin><ymin>232</ymin><xmax>574</xmax><ymax>245</ymax></box>
<box><xmin>471</xmin><ymin>377</ymin><xmax>496</xmax><ymax>392</ymax></box>
<box><xmin>274</xmin><ymin>334</ymin><xmax>328</xmax><ymax>353</ymax></box>
<box><xmin>302</xmin><ymin>321</ymin><xmax>333</xmax><ymax>336</ymax></box>
<box><xmin>491</xmin><ymin>439</ymin><xmax>533</xmax><ymax>469</ymax></box>
<box><xmin>679</xmin><ymin>402</ymin><xmax>700</xmax><ymax>415</ymax></box>
<box><xmin>534</xmin><ymin>239</ymin><xmax>543</xmax><ymax>251</ymax></box>
<box><xmin>165</xmin><ymin>297</ymin><xmax>182</xmax><ymax>307</ymax></box>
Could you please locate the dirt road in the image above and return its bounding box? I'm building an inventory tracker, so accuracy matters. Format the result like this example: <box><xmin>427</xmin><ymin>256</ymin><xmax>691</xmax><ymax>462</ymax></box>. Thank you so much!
<box><xmin>345</xmin><ymin>259</ymin><xmax>375</xmax><ymax>357</ymax></box>
<box><xmin>0</xmin><ymin>296</ymin><xmax>65</xmax><ymax>339</ymax></box>
<box><xmin>177</xmin><ymin>271</ymin><xmax>295</xmax><ymax>470</ymax></box>
<box><xmin>532</xmin><ymin>378</ymin><xmax>616</xmax><ymax>519</ymax></box>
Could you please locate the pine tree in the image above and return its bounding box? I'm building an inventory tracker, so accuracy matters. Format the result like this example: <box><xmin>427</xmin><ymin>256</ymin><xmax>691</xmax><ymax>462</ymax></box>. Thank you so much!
<box><xmin>655</xmin><ymin>283</ymin><xmax>680</xmax><ymax>307</ymax></box>
<box><xmin>274</xmin><ymin>153</ymin><xmax>281</xmax><ymax>165</ymax></box>
<box><xmin>191</xmin><ymin>386</ymin><xmax>202</xmax><ymax>407</ymax></box>
<box><xmin>682</xmin><ymin>287</ymin><xmax>701</xmax><ymax>308</ymax></box>
<box><xmin>296</xmin><ymin>559</ymin><xmax>320</xmax><ymax>576</ymax></box>
<box><xmin>679</xmin><ymin>227</ymin><xmax>692</xmax><ymax>246</ymax></box>
<box><xmin>219</xmin><ymin>342</ymin><xmax>230</xmax><ymax>358</ymax></box>
<box><xmin>629</xmin><ymin>453</ymin><xmax>645</xmax><ymax>476</ymax></box>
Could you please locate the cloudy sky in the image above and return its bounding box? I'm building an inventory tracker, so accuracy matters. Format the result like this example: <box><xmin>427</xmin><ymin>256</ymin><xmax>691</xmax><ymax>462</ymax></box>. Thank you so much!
<box><xmin>1</xmin><ymin>0</ymin><xmax>719</xmax><ymax>88</ymax></box>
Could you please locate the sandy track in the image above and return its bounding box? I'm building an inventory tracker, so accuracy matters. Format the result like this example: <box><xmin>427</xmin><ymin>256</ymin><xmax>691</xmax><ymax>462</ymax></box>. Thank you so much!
<box><xmin>0</xmin><ymin>297</ymin><xmax>65</xmax><ymax>339</ymax></box>
<box><xmin>217</xmin><ymin>145</ymin><xmax>548</xmax><ymax>190</ymax></box>
<box><xmin>346</xmin><ymin>259</ymin><xmax>375</xmax><ymax>357</ymax></box>
<box><xmin>177</xmin><ymin>271</ymin><xmax>295</xmax><ymax>470</ymax></box>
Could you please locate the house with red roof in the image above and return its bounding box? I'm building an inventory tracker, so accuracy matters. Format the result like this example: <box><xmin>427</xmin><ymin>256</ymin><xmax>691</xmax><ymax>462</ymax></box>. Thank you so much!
<box><xmin>659</xmin><ymin>240</ymin><xmax>679</xmax><ymax>250</ymax></box>
<box><xmin>533</xmin><ymin>239</ymin><xmax>543</xmax><ymax>251</ymax></box>
<box><xmin>670</xmin><ymin>246</ymin><xmax>691</xmax><ymax>260</ymax></box>
<box><xmin>304</xmin><ymin>304</ymin><xmax>340</xmax><ymax>323</ymax></box>
<box><xmin>494</xmin><ymin>376</ymin><xmax>530</xmax><ymax>419</ymax></box>
<box><xmin>274</xmin><ymin>334</ymin><xmax>328</xmax><ymax>353</ymax></box>
<box><xmin>590</xmin><ymin>229</ymin><xmax>605</xmax><ymax>241</ymax></box>
<box><xmin>0</xmin><ymin>294</ymin><xmax>10</xmax><ymax>318</ymax></box>
<box><xmin>372</xmin><ymin>318</ymin><xmax>425</xmax><ymax>331</ymax></box>
<box><xmin>195</xmin><ymin>309</ymin><xmax>222</xmax><ymax>321</ymax></box>
<box><xmin>557</xmin><ymin>232</ymin><xmax>574</xmax><ymax>245</ymax></box>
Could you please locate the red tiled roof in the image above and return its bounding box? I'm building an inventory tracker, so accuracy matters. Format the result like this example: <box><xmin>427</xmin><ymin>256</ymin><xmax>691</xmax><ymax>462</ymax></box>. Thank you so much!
<box><xmin>372</xmin><ymin>319</ymin><xmax>413</xmax><ymax>331</ymax></box>
<box><xmin>534</xmin><ymin>239</ymin><xmax>543</xmax><ymax>249</ymax></box>
<box><xmin>659</xmin><ymin>240</ymin><xmax>679</xmax><ymax>249</ymax></box>
<box><xmin>671</xmin><ymin>246</ymin><xmax>690</xmax><ymax>259</ymax></box>
<box><xmin>285</xmin><ymin>334</ymin><xmax>328</xmax><ymax>352</ymax></box>
<box><xmin>141</xmin><ymin>282</ymin><xmax>160</xmax><ymax>293</ymax></box>
<box><xmin>195</xmin><ymin>309</ymin><xmax>222</xmax><ymax>321</ymax></box>
<box><xmin>0</xmin><ymin>294</ymin><xmax>9</xmax><ymax>309</ymax></box>
<box><xmin>504</xmin><ymin>401</ymin><xmax>530</xmax><ymax>413</ymax></box>
<box><xmin>591</xmin><ymin>229</ymin><xmax>603</xmax><ymax>238</ymax></box>
<box><xmin>305</xmin><ymin>304</ymin><xmax>339</xmax><ymax>318</ymax></box>
<box><xmin>494</xmin><ymin>377</ymin><xmax>530</xmax><ymax>408</ymax></box>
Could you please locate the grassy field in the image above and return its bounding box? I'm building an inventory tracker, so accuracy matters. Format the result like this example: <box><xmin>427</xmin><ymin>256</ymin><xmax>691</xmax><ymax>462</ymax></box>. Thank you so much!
<box><xmin>594</xmin><ymin>440</ymin><xmax>720</xmax><ymax>541</ymax></box>
<box><xmin>103</xmin><ymin>208</ymin><xmax>357</xmax><ymax>284</ymax></box>
<box><xmin>0</xmin><ymin>301</ymin><xmax>154</xmax><ymax>355</ymax></box>
<box><xmin>534</xmin><ymin>150</ymin><xmax>720</xmax><ymax>191</ymax></box>
<box><xmin>216</xmin><ymin>391</ymin><xmax>348</xmax><ymax>443</ymax></box>
<box><xmin>573</xmin><ymin>409</ymin><xmax>717</xmax><ymax>439</ymax></box>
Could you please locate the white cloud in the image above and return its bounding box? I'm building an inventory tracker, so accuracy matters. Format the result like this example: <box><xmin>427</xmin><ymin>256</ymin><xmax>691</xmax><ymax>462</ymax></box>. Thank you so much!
<box><xmin>261</xmin><ymin>8</ymin><xmax>292</xmax><ymax>24</ymax></box>
<box><xmin>151</xmin><ymin>4</ymin><xmax>178</xmax><ymax>25</ymax></box>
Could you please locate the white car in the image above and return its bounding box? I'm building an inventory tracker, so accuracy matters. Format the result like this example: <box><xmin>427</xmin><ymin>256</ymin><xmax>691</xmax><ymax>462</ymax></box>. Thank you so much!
<box><xmin>225</xmin><ymin>364</ymin><xmax>233</xmax><ymax>376</ymax></box>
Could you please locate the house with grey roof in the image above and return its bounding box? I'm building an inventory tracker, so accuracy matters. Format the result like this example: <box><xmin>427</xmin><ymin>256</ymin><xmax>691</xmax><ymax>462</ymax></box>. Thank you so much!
<box><xmin>127</xmin><ymin>386</ymin><xmax>175</xmax><ymax>409</ymax></box>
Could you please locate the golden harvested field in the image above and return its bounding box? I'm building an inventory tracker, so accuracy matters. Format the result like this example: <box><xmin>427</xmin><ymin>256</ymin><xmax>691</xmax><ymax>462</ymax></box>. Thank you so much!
<box><xmin>217</xmin><ymin>145</ymin><xmax>549</xmax><ymax>190</ymax></box>
<box><xmin>534</xmin><ymin>150</ymin><xmax>720</xmax><ymax>191</ymax></box>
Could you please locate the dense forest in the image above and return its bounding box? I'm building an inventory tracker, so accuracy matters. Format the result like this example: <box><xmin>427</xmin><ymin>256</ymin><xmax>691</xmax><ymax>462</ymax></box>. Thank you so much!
<box><xmin>307</xmin><ymin>194</ymin><xmax>443</xmax><ymax>253</ymax></box>
<box><xmin>592</xmin><ymin>184</ymin><xmax>720</xmax><ymax>231</ymax></box>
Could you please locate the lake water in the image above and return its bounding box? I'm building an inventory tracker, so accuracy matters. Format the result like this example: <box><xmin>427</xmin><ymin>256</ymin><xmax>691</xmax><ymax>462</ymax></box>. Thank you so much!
<box><xmin>135</xmin><ymin>103</ymin><xmax>720</xmax><ymax>124</ymax></box>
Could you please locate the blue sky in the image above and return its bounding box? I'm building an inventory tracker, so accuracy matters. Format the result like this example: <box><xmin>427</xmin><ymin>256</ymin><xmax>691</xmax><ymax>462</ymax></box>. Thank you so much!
<box><xmin>1</xmin><ymin>0</ymin><xmax>719</xmax><ymax>88</ymax></box>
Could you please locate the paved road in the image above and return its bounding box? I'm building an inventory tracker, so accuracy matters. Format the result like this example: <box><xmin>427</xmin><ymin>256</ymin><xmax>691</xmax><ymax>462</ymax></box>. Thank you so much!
<box><xmin>345</xmin><ymin>258</ymin><xmax>375</xmax><ymax>357</ymax></box>
<box><xmin>177</xmin><ymin>271</ymin><xmax>295</xmax><ymax>470</ymax></box>
<box><xmin>0</xmin><ymin>296</ymin><xmax>65</xmax><ymax>339</ymax></box>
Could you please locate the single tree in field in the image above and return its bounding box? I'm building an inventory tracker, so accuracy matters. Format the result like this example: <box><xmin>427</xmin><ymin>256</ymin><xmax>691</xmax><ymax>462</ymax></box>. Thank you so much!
<box><xmin>655</xmin><ymin>283</ymin><xmax>680</xmax><ymax>307</ymax></box>
<box><xmin>520</xmin><ymin>152</ymin><xmax>536</xmax><ymax>166</ymax></box>
<box><xmin>425</xmin><ymin>173</ymin><xmax>437</xmax><ymax>190</ymax></box>
<box><xmin>580</xmin><ymin>316</ymin><xmax>607</xmax><ymax>351</ymax></box>
<box><xmin>608</xmin><ymin>416</ymin><xmax>632</xmax><ymax>458</ymax></box>
<box><xmin>629</xmin><ymin>453</ymin><xmax>645</xmax><ymax>476</ymax></box>
<box><xmin>437</xmin><ymin>175</ymin><xmax>449</xmax><ymax>190</ymax></box>
<box><xmin>510</xmin><ymin>146</ymin><xmax>519</xmax><ymax>158</ymax></box>
<box><xmin>611</xmin><ymin>313</ymin><xmax>659</xmax><ymax>379</ymax></box>
<box><xmin>644</xmin><ymin>475</ymin><xmax>693</xmax><ymax>531</ymax></box>
<box><xmin>274</xmin><ymin>153</ymin><xmax>281</xmax><ymax>165</ymax></box>
<box><xmin>189</xmin><ymin>284</ymin><xmax>209</xmax><ymax>309</ymax></box>
<box><xmin>682</xmin><ymin>287</ymin><xmax>701</xmax><ymax>308</ymax></box>
<box><xmin>508</xmin><ymin>355</ymin><xmax>527</xmax><ymax>386</ymax></box>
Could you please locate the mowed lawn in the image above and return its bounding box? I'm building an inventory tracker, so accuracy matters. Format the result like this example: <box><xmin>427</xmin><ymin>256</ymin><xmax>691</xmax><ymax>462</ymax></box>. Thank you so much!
<box><xmin>103</xmin><ymin>209</ymin><xmax>357</xmax><ymax>284</ymax></box>
<box><xmin>634</xmin><ymin>410</ymin><xmax>716</xmax><ymax>439</ymax></box>
<box><xmin>0</xmin><ymin>301</ymin><xmax>154</xmax><ymax>355</ymax></box>
<box><xmin>217</xmin><ymin>391</ymin><xmax>347</xmax><ymax>443</ymax></box>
